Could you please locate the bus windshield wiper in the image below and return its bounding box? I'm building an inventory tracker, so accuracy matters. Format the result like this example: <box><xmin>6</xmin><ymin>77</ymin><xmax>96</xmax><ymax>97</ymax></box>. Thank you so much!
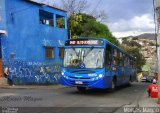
<box><xmin>71</xmin><ymin>47</ymin><xmax>79</xmax><ymax>57</ymax></box>
<box><xmin>83</xmin><ymin>47</ymin><xmax>94</xmax><ymax>58</ymax></box>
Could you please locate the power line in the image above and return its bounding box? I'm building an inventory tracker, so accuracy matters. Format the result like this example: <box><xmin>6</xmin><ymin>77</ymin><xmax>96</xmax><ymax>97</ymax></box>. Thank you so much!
<box><xmin>91</xmin><ymin>0</ymin><xmax>102</xmax><ymax>15</ymax></box>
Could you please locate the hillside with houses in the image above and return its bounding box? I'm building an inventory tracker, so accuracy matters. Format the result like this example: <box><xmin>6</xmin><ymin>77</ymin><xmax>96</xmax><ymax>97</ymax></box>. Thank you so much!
<box><xmin>118</xmin><ymin>33</ymin><xmax>157</xmax><ymax>73</ymax></box>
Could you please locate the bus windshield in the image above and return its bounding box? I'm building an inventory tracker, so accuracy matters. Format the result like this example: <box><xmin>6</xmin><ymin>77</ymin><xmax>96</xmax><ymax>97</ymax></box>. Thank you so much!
<box><xmin>63</xmin><ymin>48</ymin><xmax>104</xmax><ymax>68</ymax></box>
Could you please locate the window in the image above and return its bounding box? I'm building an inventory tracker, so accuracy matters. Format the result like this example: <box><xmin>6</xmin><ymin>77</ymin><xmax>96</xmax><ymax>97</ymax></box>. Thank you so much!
<box><xmin>45</xmin><ymin>47</ymin><xmax>54</xmax><ymax>58</ymax></box>
<box><xmin>130</xmin><ymin>58</ymin><xmax>134</xmax><ymax>68</ymax></box>
<box><xmin>63</xmin><ymin>48</ymin><xmax>104</xmax><ymax>68</ymax></box>
<box><xmin>39</xmin><ymin>10</ymin><xmax>53</xmax><ymax>26</ymax></box>
<box><xmin>56</xmin><ymin>15</ymin><xmax>65</xmax><ymax>28</ymax></box>
<box><xmin>59</xmin><ymin>47</ymin><xmax>64</xmax><ymax>59</ymax></box>
<box><xmin>10</xmin><ymin>52</ymin><xmax>15</xmax><ymax>59</ymax></box>
<box><xmin>124</xmin><ymin>56</ymin><xmax>129</xmax><ymax>67</ymax></box>
<box><xmin>133</xmin><ymin>59</ymin><xmax>136</xmax><ymax>68</ymax></box>
<box><xmin>113</xmin><ymin>49</ymin><xmax>118</xmax><ymax>65</ymax></box>
<box><xmin>119</xmin><ymin>52</ymin><xmax>124</xmax><ymax>66</ymax></box>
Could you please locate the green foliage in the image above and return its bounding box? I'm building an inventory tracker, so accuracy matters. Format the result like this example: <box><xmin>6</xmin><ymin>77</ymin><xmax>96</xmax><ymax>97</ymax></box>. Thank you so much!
<box><xmin>57</xmin><ymin>17</ymin><xmax>65</xmax><ymax>28</ymax></box>
<box><xmin>148</xmin><ymin>41</ymin><xmax>155</xmax><ymax>46</ymax></box>
<box><xmin>122</xmin><ymin>38</ymin><xmax>141</xmax><ymax>48</ymax></box>
<box><xmin>68</xmin><ymin>13</ymin><xmax>119</xmax><ymax>45</ymax></box>
<box><xmin>120</xmin><ymin>39</ymin><xmax>146</xmax><ymax>72</ymax></box>
<box><xmin>127</xmin><ymin>47</ymin><xmax>146</xmax><ymax>72</ymax></box>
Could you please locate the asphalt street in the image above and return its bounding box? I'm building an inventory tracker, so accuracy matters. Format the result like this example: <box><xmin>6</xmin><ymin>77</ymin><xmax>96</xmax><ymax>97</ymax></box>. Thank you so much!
<box><xmin>0</xmin><ymin>82</ymin><xmax>151</xmax><ymax>113</ymax></box>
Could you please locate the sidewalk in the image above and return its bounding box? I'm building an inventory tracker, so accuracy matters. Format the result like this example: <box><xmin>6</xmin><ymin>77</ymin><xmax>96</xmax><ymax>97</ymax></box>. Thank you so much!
<box><xmin>0</xmin><ymin>84</ymin><xmax>68</xmax><ymax>89</ymax></box>
<box><xmin>115</xmin><ymin>91</ymin><xmax>160</xmax><ymax>113</ymax></box>
<box><xmin>138</xmin><ymin>91</ymin><xmax>160</xmax><ymax>107</ymax></box>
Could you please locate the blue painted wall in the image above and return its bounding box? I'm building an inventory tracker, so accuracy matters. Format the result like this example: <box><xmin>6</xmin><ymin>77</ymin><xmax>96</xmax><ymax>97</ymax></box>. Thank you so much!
<box><xmin>0</xmin><ymin>0</ymin><xmax>68</xmax><ymax>84</ymax></box>
<box><xmin>0</xmin><ymin>0</ymin><xmax>6</xmax><ymax>29</ymax></box>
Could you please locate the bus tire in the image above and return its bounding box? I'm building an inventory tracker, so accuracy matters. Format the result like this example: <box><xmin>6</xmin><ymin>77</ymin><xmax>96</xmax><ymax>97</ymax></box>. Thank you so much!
<box><xmin>129</xmin><ymin>76</ymin><xmax>132</xmax><ymax>85</ymax></box>
<box><xmin>77</xmin><ymin>87</ymin><xmax>86</xmax><ymax>92</ymax></box>
<box><xmin>130</xmin><ymin>76</ymin><xmax>132</xmax><ymax>81</ymax></box>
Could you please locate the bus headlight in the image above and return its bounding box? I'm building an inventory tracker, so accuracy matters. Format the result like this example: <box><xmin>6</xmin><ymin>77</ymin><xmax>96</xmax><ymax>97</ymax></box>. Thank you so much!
<box><xmin>95</xmin><ymin>77</ymin><xmax>99</xmax><ymax>80</ymax></box>
<box><xmin>98</xmin><ymin>74</ymin><xmax>103</xmax><ymax>78</ymax></box>
<box><xmin>61</xmin><ymin>72</ymin><xmax>68</xmax><ymax>79</ymax></box>
<box><xmin>63</xmin><ymin>75</ymin><xmax>68</xmax><ymax>79</ymax></box>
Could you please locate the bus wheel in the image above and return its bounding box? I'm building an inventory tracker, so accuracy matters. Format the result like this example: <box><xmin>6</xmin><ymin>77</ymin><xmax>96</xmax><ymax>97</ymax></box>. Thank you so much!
<box><xmin>77</xmin><ymin>87</ymin><xmax>86</xmax><ymax>92</ymax></box>
<box><xmin>129</xmin><ymin>76</ymin><xmax>132</xmax><ymax>85</ymax></box>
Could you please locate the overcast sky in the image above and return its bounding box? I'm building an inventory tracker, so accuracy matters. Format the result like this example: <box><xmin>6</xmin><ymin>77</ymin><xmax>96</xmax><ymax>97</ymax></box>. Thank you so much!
<box><xmin>37</xmin><ymin>0</ymin><xmax>155</xmax><ymax>38</ymax></box>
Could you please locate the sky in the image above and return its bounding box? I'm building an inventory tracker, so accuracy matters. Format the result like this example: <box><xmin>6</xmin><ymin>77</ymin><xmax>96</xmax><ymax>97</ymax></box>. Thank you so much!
<box><xmin>36</xmin><ymin>0</ymin><xmax>155</xmax><ymax>38</ymax></box>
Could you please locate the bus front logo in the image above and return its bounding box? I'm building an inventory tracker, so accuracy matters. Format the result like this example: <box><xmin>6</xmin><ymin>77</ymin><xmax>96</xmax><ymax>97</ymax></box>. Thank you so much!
<box><xmin>80</xmin><ymin>63</ymin><xmax>85</xmax><ymax>68</ymax></box>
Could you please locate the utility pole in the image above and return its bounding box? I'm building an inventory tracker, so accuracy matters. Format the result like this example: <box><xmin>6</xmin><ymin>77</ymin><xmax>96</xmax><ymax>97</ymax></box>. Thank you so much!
<box><xmin>155</xmin><ymin>0</ymin><xmax>160</xmax><ymax>103</ymax></box>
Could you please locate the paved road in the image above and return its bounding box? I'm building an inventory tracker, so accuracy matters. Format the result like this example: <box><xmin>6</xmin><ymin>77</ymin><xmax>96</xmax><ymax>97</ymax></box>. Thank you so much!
<box><xmin>0</xmin><ymin>82</ymin><xmax>150</xmax><ymax>113</ymax></box>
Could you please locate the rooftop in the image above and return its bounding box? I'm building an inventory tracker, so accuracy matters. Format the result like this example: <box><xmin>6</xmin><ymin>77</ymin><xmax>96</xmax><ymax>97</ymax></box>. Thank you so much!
<box><xmin>27</xmin><ymin>0</ymin><xmax>67</xmax><ymax>12</ymax></box>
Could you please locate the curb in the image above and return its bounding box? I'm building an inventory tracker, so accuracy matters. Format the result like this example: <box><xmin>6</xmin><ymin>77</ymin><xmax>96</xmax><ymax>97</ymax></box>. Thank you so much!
<box><xmin>0</xmin><ymin>85</ymin><xmax>68</xmax><ymax>89</ymax></box>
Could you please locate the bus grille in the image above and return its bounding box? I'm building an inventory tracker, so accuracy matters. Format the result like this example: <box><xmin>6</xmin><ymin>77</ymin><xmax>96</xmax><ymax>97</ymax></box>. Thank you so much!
<box><xmin>68</xmin><ymin>76</ymin><xmax>91</xmax><ymax>80</ymax></box>
<box><xmin>68</xmin><ymin>70</ymin><xmax>95</xmax><ymax>74</ymax></box>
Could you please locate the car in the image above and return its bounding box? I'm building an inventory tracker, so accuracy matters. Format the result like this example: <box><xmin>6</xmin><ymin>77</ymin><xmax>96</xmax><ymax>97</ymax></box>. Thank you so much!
<box><xmin>141</xmin><ymin>76</ymin><xmax>147</xmax><ymax>82</ymax></box>
<box><xmin>146</xmin><ymin>75</ymin><xmax>154</xmax><ymax>83</ymax></box>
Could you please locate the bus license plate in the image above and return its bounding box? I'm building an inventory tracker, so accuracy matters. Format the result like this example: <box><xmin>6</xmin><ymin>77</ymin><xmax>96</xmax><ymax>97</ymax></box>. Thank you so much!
<box><xmin>75</xmin><ymin>81</ymin><xmax>83</xmax><ymax>84</ymax></box>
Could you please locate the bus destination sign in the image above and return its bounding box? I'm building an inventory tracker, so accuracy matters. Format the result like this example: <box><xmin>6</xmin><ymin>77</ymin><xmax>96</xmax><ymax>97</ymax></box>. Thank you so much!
<box><xmin>65</xmin><ymin>39</ymin><xmax>103</xmax><ymax>46</ymax></box>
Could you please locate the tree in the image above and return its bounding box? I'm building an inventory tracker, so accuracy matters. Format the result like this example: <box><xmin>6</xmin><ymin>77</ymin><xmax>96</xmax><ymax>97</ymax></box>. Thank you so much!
<box><xmin>92</xmin><ymin>10</ymin><xmax>108</xmax><ymax>22</ymax></box>
<box><xmin>122</xmin><ymin>38</ymin><xmax>141</xmax><ymax>48</ymax></box>
<box><xmin>68</xmin><ymin>13</ymin><xmax>119</xmax><ymax>45</ymax></box>
<box><xmin>61</xmin><ymin>0</ymin><xmax>88</xmax><ymax>14</ymax></box>
<box><xmin>61</xmin><ymin>0</ymin><xmax>107</xmax><ymax>22</ymax></box>
<box><xmin>127</xmin><ymin>47</ymin><xmax>146</xmax><ymax>72</ymax></box>
<box><xmin>120</xmin><ymin>39</ymin><xmax>146</xmax><ymax>72</ymax></box>
<box><xmin>68</xmin><ymin>13</ymin><xmax>83</xmax><ymax>38</ymax></box>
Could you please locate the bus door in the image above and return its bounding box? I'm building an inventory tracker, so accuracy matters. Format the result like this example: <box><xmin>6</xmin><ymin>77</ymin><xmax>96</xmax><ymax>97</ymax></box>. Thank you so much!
<box><xmin>105</xmin><ymin>45</ymin><xmax>112</xmax><ymax>71</ymax></box>
<box><xmin>0</xmin><ymin>37</ymin><xmax>2</xmax><ymax>78</ymax></box>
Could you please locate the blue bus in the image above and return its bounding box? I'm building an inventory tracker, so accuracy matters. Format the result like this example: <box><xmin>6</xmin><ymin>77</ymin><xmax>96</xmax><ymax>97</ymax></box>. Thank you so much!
<box><xmin>60</xmin><ymin>38</ymin><xmax>136</xmax><ymax>92</ymax></box>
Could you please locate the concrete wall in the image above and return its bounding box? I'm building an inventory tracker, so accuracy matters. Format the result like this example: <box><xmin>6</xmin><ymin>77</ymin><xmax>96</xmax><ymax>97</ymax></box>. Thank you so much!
<box><xmin>1</xmin><ymin>0</ymin><xmax>68</xmax><ymax>84</ymax></box>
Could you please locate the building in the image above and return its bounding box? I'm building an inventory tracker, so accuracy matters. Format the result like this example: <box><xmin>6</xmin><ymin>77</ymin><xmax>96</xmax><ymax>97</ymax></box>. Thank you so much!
<box><xmin>0</xmin><ymin>0</ymin><xmax>68</xmax><ymax>84</ymax></box>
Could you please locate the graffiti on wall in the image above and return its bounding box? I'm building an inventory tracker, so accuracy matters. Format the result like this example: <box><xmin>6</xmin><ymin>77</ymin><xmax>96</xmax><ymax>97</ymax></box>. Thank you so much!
<box><xmin>42</xmin><ymin>39</ymin><xmax>64</xmax><ymax>46</ymax></box>
<box><xmin>1</xmin><ymin>38</ymin><xmax>64</xmax><ymax>85</ymax></box>
<box><xmin>3</xmin><ymin>59</ymin><xmax>62</xmax><ymax>85</ymax></box>
<box><xmin>1</xmin><ymin>46</ymin><xmax>6</xmax><ymax>58</ymax></box>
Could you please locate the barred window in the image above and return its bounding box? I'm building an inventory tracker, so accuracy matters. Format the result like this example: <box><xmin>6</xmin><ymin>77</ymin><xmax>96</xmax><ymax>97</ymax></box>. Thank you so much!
<box><xmin>45</xmin><ymin>47</ymin><xmax>54</xmax><ymax>58</ymax></box>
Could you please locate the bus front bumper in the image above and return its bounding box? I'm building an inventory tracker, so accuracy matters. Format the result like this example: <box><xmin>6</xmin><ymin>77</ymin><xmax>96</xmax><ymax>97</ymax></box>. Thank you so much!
<box><xmin>60</xmin><ymin>76</ymin><xmax>112</xmax><ymax>89</ymax></box>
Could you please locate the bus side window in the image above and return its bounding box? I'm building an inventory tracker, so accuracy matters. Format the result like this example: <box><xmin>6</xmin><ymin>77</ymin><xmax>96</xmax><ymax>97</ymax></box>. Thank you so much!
<box><xmin>124</xmin><ymin>55</ymin><xmax>128</xmax><ymax>67</ymax></box>
<box><xmin>119</xmin><ymin>52</ymin><xmax>123</xmax><ymax>66</ymax></box>
<box><xmin>106</xmin><ymin>45</ymin><xmax>111</xmax><ymax>70</ymax></box>
<box><xmin>134</xmin><ymin>60</ymin><xmax>136</xmax><ymax>68</ymax></box>
<box><xmin>113</xmin><ymin>49</ymin><xmax>118</xmax><ymax>65</ymax></box>
<box><xmin>123</xmin><ymin>54</ymin><xmax>125</xmax><ymax>66</ymax></box>
<box><xmin>131</xmin><ymin>59</ymin><xmax>134</xmax><ymax>68</ymax></box>
<box><xmin>130</xmin><ymin>59</ymin><xmax>133</xmax><ymax>68</ymax></box>
<box><xmin>127</xmin><ymin>57</ymin><xmax>130</xmax><ymax>67</ymax></box>
<box><xmin>129</xmin><ymin>58</ymin><xmax>132</xmax><ymax>68</ymax></box>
